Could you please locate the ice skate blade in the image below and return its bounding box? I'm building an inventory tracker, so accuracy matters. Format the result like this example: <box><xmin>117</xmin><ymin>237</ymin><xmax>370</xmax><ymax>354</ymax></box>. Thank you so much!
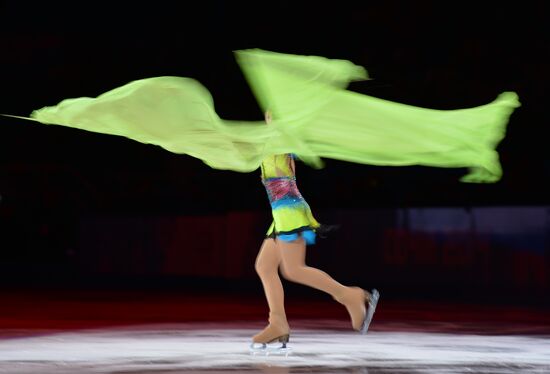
<box><xmin>360</xmin><ymin>288</ymin><xmax>379</xmax><ymax>335</ymax></box>
<box><xmin>249</xmin><ymin>342</ymin><xmax>292</xmax><ymax>356</ymax></box>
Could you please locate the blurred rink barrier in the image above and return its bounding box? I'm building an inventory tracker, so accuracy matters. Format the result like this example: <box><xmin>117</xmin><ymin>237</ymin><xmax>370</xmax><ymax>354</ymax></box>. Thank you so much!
<box><xmin>67</xmin><ymin>207</ymin><xmax>550</xmax><ymax>300</ymax></box>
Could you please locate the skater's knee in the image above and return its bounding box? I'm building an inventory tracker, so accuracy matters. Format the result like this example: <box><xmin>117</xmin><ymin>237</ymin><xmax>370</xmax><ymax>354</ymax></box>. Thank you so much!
<box><xmin>255</xmin><ymin>260</ymin><xmax>277</xmax><ymax>277</ymax></box>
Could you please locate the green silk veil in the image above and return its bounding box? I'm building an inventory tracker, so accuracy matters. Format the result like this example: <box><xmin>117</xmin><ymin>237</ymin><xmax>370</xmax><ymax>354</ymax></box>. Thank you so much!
<box><xmin>21</xmin><ymin>49</ymin><xmax>520</xmax><ymax>182</ymax></box>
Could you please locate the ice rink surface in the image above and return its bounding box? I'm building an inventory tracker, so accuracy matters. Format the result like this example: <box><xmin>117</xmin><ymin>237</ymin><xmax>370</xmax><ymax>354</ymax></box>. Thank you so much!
<box><xmin>1</xmin><ymin>321</ymin><xmax>549</xmax><ymax>374</ymax></box>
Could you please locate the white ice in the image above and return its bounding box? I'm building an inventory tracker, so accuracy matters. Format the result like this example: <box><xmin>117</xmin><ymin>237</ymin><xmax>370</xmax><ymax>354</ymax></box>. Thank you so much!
<box><xmin>0</xmin><ymin>322</ymin><xmax>549</xmax><ymax>373</ymax></box>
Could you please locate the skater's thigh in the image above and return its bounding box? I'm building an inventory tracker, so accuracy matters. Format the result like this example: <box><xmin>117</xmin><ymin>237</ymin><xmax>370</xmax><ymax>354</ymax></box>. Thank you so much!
<box><xmin>255</xmin><ymin>238</ymin><xmax>282</xmax><ymax>271</ymax></box>
<box><xmin>277</xmin><ymin>238</ymin><xmax>307</xmax><ymax>274</ymax></box>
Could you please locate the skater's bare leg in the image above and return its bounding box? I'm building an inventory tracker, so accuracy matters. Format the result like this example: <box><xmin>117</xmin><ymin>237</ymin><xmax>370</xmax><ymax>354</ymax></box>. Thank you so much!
<box><xmin>253</xmin><ymin>238</ymin><xmax>290</xmax><ymax>343</ymax></box>
<box><xmin>278</xmin><ymin>238</ymin><xmax>369</xmax><ymax>331</ymax></box>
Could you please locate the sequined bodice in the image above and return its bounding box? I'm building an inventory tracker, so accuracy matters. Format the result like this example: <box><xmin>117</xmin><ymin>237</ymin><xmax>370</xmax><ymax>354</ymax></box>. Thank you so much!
<box><xmin>261</xmin><ymin>154</ymin><xmax>302</xmax><ymax>204</ymax></box>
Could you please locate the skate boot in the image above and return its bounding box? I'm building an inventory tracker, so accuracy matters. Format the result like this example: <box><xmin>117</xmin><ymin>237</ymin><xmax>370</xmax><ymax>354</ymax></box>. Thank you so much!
<box><xmin>250</xmin><ymin>312</ymin><xmax>291</xmax><ymax>354</ymax></box>
<box><xmin>334</xmin><ymin>286</ymin><xmax>379</xmax><ymax>334</ymax></box>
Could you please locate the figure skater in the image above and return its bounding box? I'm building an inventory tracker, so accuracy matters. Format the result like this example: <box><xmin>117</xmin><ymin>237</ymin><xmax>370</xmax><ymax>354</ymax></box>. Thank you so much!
<box><xmin>1</xmin><ymin>49</ymin><xmax>518</xmax><ymax>351</ymax></box>
<box><xmin>250</xmin><ymin>110</ymin><xmax>379</xmax><ymax>351</ymax></box>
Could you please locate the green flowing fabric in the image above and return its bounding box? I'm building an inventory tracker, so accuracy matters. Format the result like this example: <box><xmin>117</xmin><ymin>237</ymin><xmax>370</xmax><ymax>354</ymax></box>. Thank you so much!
<box><xmin>24</xmin><ymin>49</ymin><xmax>519</xmax><ymax>182</ymax></box>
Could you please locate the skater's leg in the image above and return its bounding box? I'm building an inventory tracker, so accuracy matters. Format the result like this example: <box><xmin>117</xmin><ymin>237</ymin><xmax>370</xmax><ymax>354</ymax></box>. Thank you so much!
<box><xmin>278</xmin><ymin>238</ymin><xmax>347</xmax><ymax>296</ymax></box>
<box><xmin>253</xmin><ymin>238</ymin><xmax>290</xmax><ymax>343</ymax></box>
<box><xmin>278</xmin><ymin>238</ymin><xmax>370</xmax><ymax>331</ymax></box>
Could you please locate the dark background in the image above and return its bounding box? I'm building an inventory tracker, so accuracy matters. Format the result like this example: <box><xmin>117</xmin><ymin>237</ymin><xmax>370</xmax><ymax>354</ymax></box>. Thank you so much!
<box><xmin>0</xmin><ymin>1</ymin><xmax>548</xmax><ymax>305</ymax></box>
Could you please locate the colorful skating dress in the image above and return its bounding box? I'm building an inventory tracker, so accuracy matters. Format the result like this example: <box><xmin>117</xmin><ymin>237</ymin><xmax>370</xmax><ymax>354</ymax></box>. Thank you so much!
<box><xmin>261</xmin><ymin>153</ymin><xmax>320</xmax><ymax>245</ymax></box>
